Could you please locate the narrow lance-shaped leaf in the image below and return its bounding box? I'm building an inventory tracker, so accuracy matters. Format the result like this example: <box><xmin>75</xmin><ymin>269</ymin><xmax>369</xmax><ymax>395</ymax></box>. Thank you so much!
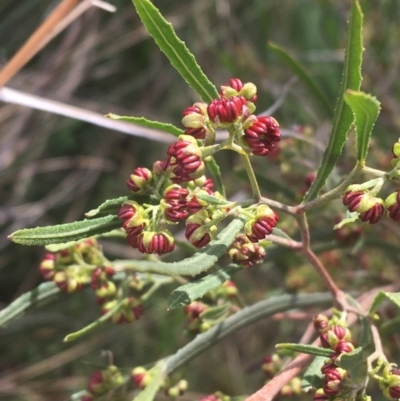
<box><xmin>268</xmin><ymin>41</ymin><xmax>332</xmax><ymax>117</ymax></box>
<box><xmin>107</xmin><ymin>114</ymin><xmax>184</xmax><ymax>138</ymax></box>
<box><xmin>276</xmin><ymin>343</ymin><xmax>332</xmax><ymax>358</ymax></box>
<box><xmin>205</xmin><ymin>158</ymin><xmax>226</xmax><ymax>197</ymax></box>
<box><xmin>303</xmin><ymin>0</ymin><xmax>363</xmax><ymax>201</ymax></box>
<box><xmin>64</xmin><ymin>298</ymin><xmax>126</xmax><ymax>342</ymax></box>
<box><xmin>370</xmin><ymin>291</ymin><xmax>400</xmax><ymax>314</ymax></box>
<box><xmin>114</xmin><ymin>218</ymin><xmax>244</xmax><ymax>277</ymax></box>
<box><xmin>166</xmin><ymin>292</ymin><xmax>334</xmax><ymax>374</ymax></box>
<box><xmin>168</xmin><ymin>264</ymin><xmax>242</xmax><ymax>309</ymax></box>
<box><xmin>85</xmin><ymin>196</ymin><xmax>128</xmax><ymax>218</ymax></box>
<box><xmin>344</xmin><ymin>90</ymin><xmax>381</xmax><ymax>162</ymax></box>
<box><xmin>0</xmin><ymin>282</ymin><xmax>61</xmax><ymax>327</ymax></box>
<box><xmin>131</xmin><ymin>0</ymin><xmax>219</xmax><ymax>103</ymax></box>
<box><xmin>8</xmin><ymin>215</ymin><xmax>121</xmax><ymax>246</ymax></box>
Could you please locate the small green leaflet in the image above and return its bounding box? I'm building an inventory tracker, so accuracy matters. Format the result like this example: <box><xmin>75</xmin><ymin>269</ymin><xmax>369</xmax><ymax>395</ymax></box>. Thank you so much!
<box><xmin>85</xmin><ymin>196</ymin><xmax>128</xmax><ymax>218</ymax></box>
<box><xmin>196</xmin><ymin>194</ymin><xmax>232</xmax><ymax>206</ymax></box>
<box><xmin>369</xmin><ymin>291</ymin><xmax>400</xmax><ymax>314</ymax></box>
<box><xmin>205</xmin><ymin>158</ymin><xmax>226</xmax><ymax>197</ymax></box>
<box><xmin>8</xmin><ymin>215</ymin><xmax>121</xmax><ymax>246</ymax></box>
<box><xmin>0</xmin><ymin>282</ymin><xmax>61</xmax><ymax>327</ymax></box>
<box><xmin>107</xmin><ymin>114</ymin><xmax>184</xmax><ymax>138</ymax></box>
<box><xmin>301</xmin><ymin>356</ymin><xmax>326</xmax><ymax>391</ymax></box>
<box><xmin>131</xmin><ymin>0</ymin><xmax>219</xmax><ymax>103</ymax></box>
<box><xmin>168</xmin><ymin>264</ymin><xmax>242</xmax><ymax>309</ymax></box>
<box><xmin>304</xmin><ymin>0</ymin><xmax>364</xmax><ymax>201</ymax></box>
<box><xmin>276</xmin><ymin>343</ymin><xmax>332</xmax><ymax>358</ymax></box>
<box><xmin>344</xmin><ymin>90</ymin><xmax>381</xmax><ymax>162</ymax></box>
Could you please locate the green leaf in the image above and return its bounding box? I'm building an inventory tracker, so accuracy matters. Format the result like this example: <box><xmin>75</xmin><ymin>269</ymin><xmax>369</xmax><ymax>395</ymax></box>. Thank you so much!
<box><xmin>344</xmin><ymin>90</ymin><xmax>381</xmax><ymax>161</ymax></box>
<box><xmin>370</xmin><ymin>291</ymin><xmax>400</xmax><ymax>314</ymax></box>
<box><xmin>0</xmin><ymin>282</ymin><xmax>61</xmax><ymax>327</ymax></box>
<box><xmin>64</xmin><ymin>298</ymin><xmax>126</xmax><ymax>342</ymax></box>
<box><xmin>106</xmin><ymin>114</ymin><xmax>184</xmax><ymax>138</ymax></box>
<box><xmin>85</xmin><ymin>196</ymin><xmax>128</xmax><ymax>218</ymax></box>
<box><xmin>301</xmin><ymin>356</ymin><xmax>326</xmax><ymax>391</ymax></box>
<box><xmin>168</xmin><ymin>264</ymin><xmax>242</xmax><ymax>309</ymax></box>
<box><xmin>268</xmin><ymin>42</ymin><xmax>332</xmax><ymax>117</ymax></box>
<box><xmin>133</xmin><ymin>360</ymin><xmax>165</xmax><ymax>401</ymax></box>
<box><xmin>200</xmin><ymin>303</ymin><xmax>230</xmax><ymax>324</ymax></box>
<box><xmin>335</xmin><ymin>346</ymin><xmax>368</xmax><ymax>387</ymax></box>
<box><xmin>131</xmin><ymin>0</ymin><xmax>219</xmax><ymax>103</ymax></box>
<box><xmin>166</xmin><ymin>292</ymin><xmax>334</xmax><ymax>374</ymax></box>
<box><xmin>8</xmin><ymin>215</ymin><xmax>121</xmax><ymax>246</ymax></box>
<box><xmin>205</xmin><ymin>158</ymin><xmax>226</xmax><ymax>197</ymax></box>
<box><xmin>196</xmin><ymin>194</ymin><xmax>232</xmax><ymax>206</ymax></box>
<box><xmin>271</xmin><ymin>227</ymin><xmax>292</xmax><ymax>240</ymax></box>
<box><xmin>276</xmin><ymin>343</ymin><xmax>332</xmax><ymax>358</ymax></box>
<box><xmin>114</xmin><ymin>218</ymin><xmax>244</xmax><ymax>277</ymax></box>
<box><xmin>303</xmin><ymin>0</ymin><xmax>363</xmax><ymax>201</ymax></box>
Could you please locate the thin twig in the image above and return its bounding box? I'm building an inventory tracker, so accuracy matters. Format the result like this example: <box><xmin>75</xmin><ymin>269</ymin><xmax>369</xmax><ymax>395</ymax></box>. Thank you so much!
<box><xmin>0</xmin><ymin>0</ymin><xmax>80</xmax><ymax>87</ymax></box>
<box><xmin>0</xmin><ymin>87</ymin><xmax>175</xmax><ymax>143</ymax></box>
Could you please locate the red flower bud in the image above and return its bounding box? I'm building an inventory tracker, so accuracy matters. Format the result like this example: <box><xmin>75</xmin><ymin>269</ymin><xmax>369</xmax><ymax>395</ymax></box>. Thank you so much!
<box><xmin>245</xmin><ymin>205</ymin><xmax>279</xmax><ymax>242</ymax></box>
<box><xmin>228</xmin><ymin>233</ymin><xmax>266</xmax><ymax>267</ymax></box>
<box><xmin>243</xmin><ymin>116</ymin><xmax>281</xmax><ymax>156</ymax></box>
<box><xmin>385</xmin><ymin>190</ymin><xmax>400</xmax><ymax>221</ymax></box>
<box><xmin>127</xmin><ymin>167</ymin><xmax>152</xmax><ymax>194</ymax></box>
<box><xmin>207</xmin><ymin>96</ymin><xmax>247</xmax><ymax>125</ymax></box>
<box><xmin>163</xmin><ymin>185</ymin><xmax>189</xmax><ymax>223</ymax></box>
<box><xmin>185</xmin><ymin>223</ymin><xmax>211</xmax><ymax>248</ymax></box>
<box><xmin>313</xmin><ymin>314</ymin><xmax>330</xmax><ymax>334</ymax></box>
<box><xmin>167</xmin><ymin>136</ymin><xmax>205</xmax><ymax>182</ymax></box>
<box><xmin>87</xmin><ymin>371</ymin><xmax>106</xmax><ymax>395</ymax></box>
<box><xmin>332</xmin><ymin>340</ymin><xmax>354</xmax><ymax>356</ymax></box>
<box><xmin>343</xmin><ymin>190</ymin><xmax>384</xmax><ymax>224</ymax></box>
<box><xmin>313</xmin><ymin>388</ymin><xmax>329</xmax><ymax>401</ymax></box>
<box><xmin>182</xmin><ymin>103</ymin><xmax>208</xmax><ymax>139</ymax></box>
<box><xmin>137</xmin><ymin>231</ymin><xmax>175</xmax><ymax>255</ymax></box>
<box><xmin>184</xmin><ymin>301</ymin><xmax>209</xmax><ymax>321</ymax></box>
<box><xmin>39</xmin><ymin>253</ymin><xmax>56</xmax><ymax>280</ymax></box>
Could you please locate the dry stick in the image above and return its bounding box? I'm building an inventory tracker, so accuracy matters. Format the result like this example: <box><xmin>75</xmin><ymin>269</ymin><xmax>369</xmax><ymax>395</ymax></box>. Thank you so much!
<box><xmin>0</xmin><ymin>0</ymin><xmax>80</xmax><ymax>87</ymax></box>
<box><xmin>0</xmin><ymin>88</ymin><xmax>175</xmax><ymax>143</ymax></box>
<box><xmin>36</xmin><ymin>0</ymin><xmax>116</xmax><ymax>56</ymax></box>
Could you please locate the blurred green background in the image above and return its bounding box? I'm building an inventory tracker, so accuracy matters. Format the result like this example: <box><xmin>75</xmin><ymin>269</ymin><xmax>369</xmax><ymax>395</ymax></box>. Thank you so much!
<box><xmin>1</xmin><ymin>0</ymin><xmax>400</xmax><ymax>400</ymax></box>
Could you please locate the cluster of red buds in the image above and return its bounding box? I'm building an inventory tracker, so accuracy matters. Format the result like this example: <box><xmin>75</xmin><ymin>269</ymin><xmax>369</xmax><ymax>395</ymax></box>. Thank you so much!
<box><xmin>39</xmin><ymin>238</ymin><xmax>145</xmax><ymax>325</ymax></box>
<box><xmin>183</xmin><ymin>280</ymin><xmax>239</xmax><ymax>333</ymax></box>
<box><xmin>342</xmin><ymin>139</ymin><xmax>400</xmax><ymax>225</ymax></box>
<box><xmin>39</xmin><ymin>239</ymin><xmax>101</xmax><ymax>293</ymax></box>
<box><xmin>182</xmin><ymin>78</ymin><xmax>281</xmax><ymax>155</ymax></box>
<box><xmin>102</xmin><ymin>296</ymin><xmax>143</xmax><ymax>324</ymax></box>
<box><xmin>116</xmin><ymin>78</ymin><xmax>281</xmax><ymax>258</ymax></box>
<box><xmin>131</xmin><ymin>367</ymin><xmax>188</xmax><ymax>399</ymax></box>
<box><xmin>260</xmin><ymin>354</ymin><xmax>302</xmax><ymax>397</ymax></box>
<box><xmin>261</xmin><ymin>354</ymin><xmax>283</xmax><ymax>378</ymax></box>
<box><xmin>199</xmin><ymin>392</ymin><xmax>231</xmax><ymax>401</ymax></box>
<box><xmin>184</xmin><ymin>301</ymin><xmax>211</xmax><ymax>333</ymax></box>
<box><xmin>228</xmin><ymin>233</ymin><xmax>267</xmax><ymax>267</ymax></box>
<box><xmin>80</xmin><ymin>365</ymin><xmax>124</xmax><ymax>401</ymax></box>
<box><xmin>312</xmin><ymin>314</ymin><xmax>353</xmax><ymax>400</ymax></box>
